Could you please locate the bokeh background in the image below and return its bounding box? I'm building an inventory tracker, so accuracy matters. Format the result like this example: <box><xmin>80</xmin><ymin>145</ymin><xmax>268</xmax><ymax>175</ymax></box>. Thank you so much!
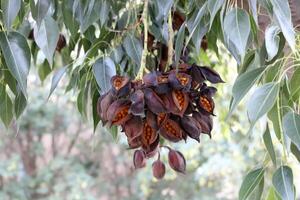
<box><xmin>1</xmin><ymin>47</ymin><xmax>299</xmax><ymax>200</ymax></box>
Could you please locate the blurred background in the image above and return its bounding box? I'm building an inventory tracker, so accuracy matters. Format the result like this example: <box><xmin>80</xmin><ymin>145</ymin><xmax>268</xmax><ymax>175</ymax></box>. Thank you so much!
<box><xmin>1</xmin><ymin>47</ymin><xmax>299</xmax><ymax>200</ymax></box>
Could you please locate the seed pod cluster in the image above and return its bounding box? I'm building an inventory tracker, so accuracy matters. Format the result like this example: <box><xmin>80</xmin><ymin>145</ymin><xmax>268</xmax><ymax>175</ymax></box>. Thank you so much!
<box><xmin>97</xmin><ymin>64</ymin><xmax>223</xmax><ymax>178</ymax></box>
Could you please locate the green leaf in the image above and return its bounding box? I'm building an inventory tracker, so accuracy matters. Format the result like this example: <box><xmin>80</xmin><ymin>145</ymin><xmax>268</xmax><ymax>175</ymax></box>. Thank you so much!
<box><xmin>265</xmin><ymin>25</ymin><xmax>281</xmax><ymax>61</ymax></box>
<box><xmin>1</xmin><ymin>0</ymin><xmax>21</xmax><ymax>28</ymax></box>
<box><xmin>289</xmin><ymin>66</ymin><xmax>300</xmax><ymax>102</ymax></box>
<box><xmin>239</xmin><ymin>167</ymin><xmax>265</xmax><ymax>200</ymax></box>
<box><xmin>248</xmin><ymin>177</ymin><xmax>264</xmax><ymax>200</ymax></box>
<box><xmin>92</xmin><ymin>90</ymin><xmax>100</xmax><ymax>132</ymax></box>
<box><xmin>99</xmin><ymin>0</ymin><xmax>109</xmax><ymax>26</ymax></box>
<box><xmin>153</xmin><ymin>0</ymin><xmax>173</xmax><ymax>22</ymax></box>
<box><xmin>249</xmin><ymin>0</ymin><xmax>258</xmax><ymax>24</ymax></box>
<box><xmin>0</xmin><ymin>86</ymin><xmax>14</xmax><ymax>128</ymax></box>
<box><xmin>73</xmin><ymin>0</ymin><xmax>101</xmax><ymax>33</ymax></box>
<box><xmin>38</xmin><ymin>60</ymin><xmax>52</xmax><ymax>82</ymax></box>
<box><xmin>0</xmin><ymin>31</ymin><xmax>30</xmax><ymax>97</ymax></box>
<box><xmin>92</xmin><ymin>57</ymin><xmax>116</xmax><ymax>94</ymax></box>
<box><xmin>272</xmin><ymin>166</ymin><xmax>295</xmax><ymax>200</ymax></box>
<box><xmin>34</xmin><ymin>16</ymin><xmax>59</xmax><ymax>66</ymax></box>
<box><xmin>271</xmin><ymin>0</ymin><xmax>295</xmax><ymax>51</ymax></box>
<box><xmin>49</xmin><ymin>66</ymin><xmax>67</xmax><ymax>98</ymax></box>
<box><xmin>263</xmin><ymin>124</ymin><xmax>277</xmax><ymax>166</ymax></box>
<box><xmin>290</xmin><ymin>143</ymin><xmax>300</xmax><ymax>163</ymax></box>
<box><xmin>224</xmin><ymin>8</ymin><xmax>250</xmax><ymax>60</ymax></box>
<box><xmin>228</xmin><ymin>67</ymin><xmax>265</xmax><ymax>118</ymax></box>
<box><xmin>14</xmin><ymin>90</ymin><xmax>27</xmax><ymax>119</ymax></box>
<box><xmin>62</xmin><ymin>0</ymin><xmax>79</xmax><ymax>36</ymax></box>
<box><xmin>30</xmin><ymin>0</ymin><xmax>51</xmax><ymax>26</ymax></box>
<box><xmin>207</xmin><ymin>0</ymin><xmax>224</xmax><ymax>29</ymax></box>
<box><xmin>268</xmin><ymin>102</ymin><xmax>282</xmax><ymax>140</ymax></box>
<box><xmin>174</xmin><ymin>24</ymin><xmax>185</xmax><ymax>67</ymax></box>
<box><xmin>282</xmin><ymin>112</ymin><xmax>300</xmax><ymax>150</ymax></box>
<box><xmin>266</xmin><ymin>187</ymin><xmax>282</xmax><ymax>200</ymax></box>
<box><xmin>247</xmin><ymin>82</ymin><xmax>280</xmax><ymax>125</ymax></box>
<box><xmin>123</xmin><ymin>35</ymin><xmax>142</xmax><ymax>67</ymax></box>
<box><xmin>109</xmin><ymin>125</ymin><xmax>118</xmax><ymax>141</ymax></box>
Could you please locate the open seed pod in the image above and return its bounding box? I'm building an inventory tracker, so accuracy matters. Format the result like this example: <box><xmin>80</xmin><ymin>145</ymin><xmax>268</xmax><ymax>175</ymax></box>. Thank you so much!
<box><xmin>96</xmin><ymin>63</ymin><xmax>223</xmax><ymax>179</ymax></box>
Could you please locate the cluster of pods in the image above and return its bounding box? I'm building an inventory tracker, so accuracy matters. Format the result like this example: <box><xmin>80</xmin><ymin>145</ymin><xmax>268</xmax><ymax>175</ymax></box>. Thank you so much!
<box><xmin>97</xmin><ymin>64</ymin><xmax>223</xmax><ymax>179</ymax></box>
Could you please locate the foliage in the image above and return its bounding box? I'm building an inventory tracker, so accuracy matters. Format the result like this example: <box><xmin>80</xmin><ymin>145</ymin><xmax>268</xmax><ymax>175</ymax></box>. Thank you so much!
<box><xmin>0</xmin><ymin>0</ymin><xmax>300</xmax><ymax>199</ymax></box>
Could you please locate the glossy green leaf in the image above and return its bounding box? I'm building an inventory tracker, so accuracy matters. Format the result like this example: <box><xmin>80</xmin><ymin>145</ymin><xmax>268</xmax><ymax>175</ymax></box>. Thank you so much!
<box><xmin>291</xmin><ymin>143</ymin><xmax>300</xmax><ymax>163</ymax></box>
<box><xmin>34</xmin><ymin>16</ymin><xmax>59</xmax><ymax>66</ymax></box>
<box><xmin>175</xmin><ymin>24</ymin><xmax>185</xmax><ymax>67</ymax></box>
<box><xmin>1</xmin><ymin>0</ymin><xmax>21</xmax><ymax>28</ymax></box>
<box><xmin>93</xmin><ymin>57</ymin><xmax>116</xmax><ymax>94</ymax></box>
<box><xmin>0</xmin><ymin>86</ymin><xmax>14</xmax><ymax>128</ymax></box>
<box><xmin>239</xmin><ymin>167</ymin><xmax>265</xmax><ymax>200</ymax></box>
<box><xmin>207</xmin><ymin>0</ymin><xmax>224</xmax><ymax>29</ymax></box>
<box><xmin>248</xmin><ymin>177</ymin><xmax>264</xmax><ymax>200</ymax></box>
<box><xmin>62</xmin><ymin>0</ymin><xmax>79</xmax><ymax>36</ymax></box>
<box><xmin>14</xmin><ymin>90</ymin><xmax>27</xmax><ymax>119</ymax></box>
<box><xmin>99</xmin><ymin>0</ymin><xmax>109</xmax><ymax>26</ymax></box>
<box><xmin>247</xmin><ymin>82</ymin><xmax>280</xmax><ymax>125</ymax></box>
<box><xmin>265</xmin><ymin>25</ymin><xmax>281</xmax><ymax>61</ymax></box>
<box><xmin>266</xmin><ymin>187</ymin><xmax>282</xmax><ymax>200</ymax></box>
<box><xmin>249</xmin><ymin>0</ymin><xmax>258</xmax><ymax>24</ymax></box>
<box><xmin>263</xmin><ymin>124</ymin><xmax>277</xmax><ymax>166</ymax></box>
<box><xmin>38</xmin><ymin>60</ymin><xmax>52</xmax><ymax>82</ymax></box>
<box><xmin>271</xmin><ymin>0</ymin><xmax>295</xmax><ymax>51</ymax></box>
<box><xmin>0</xmin><ymin>31</ymin><xmax>30</xmax><ymax>97</ymax></box>
<box><xmin>289</xmin><ymin>66</ymin><xmax>300</xmax><ymax>102</ymax></box>
<box><xmin>92</xmin><ymin>90</ymin><xmax>100</xmax><ymax>132</ymax></box>
<box><xmin>109</xmin><ymin>125</ymin><xmax>118</xmax><ymax>141</ymax></box>
<box><xmin>282</xmin><ymin>112</ymin><xmax>300</xmax><ymax>149</ymax></box>
<box><xmin>224</xmin><ymin>8</ymin><xmax>250</xmax><ymax>59</ymax></box>
<box><xmin>228</xmin><ymin>67</ymin><xmax>265</xmax><ymax>118</ymax></box>
<box><xmin>30</xmin><ymin>0</ymin><xmax>51</xmax><ymax>26</ymax></box>
<box><xmin>49</xmin><ymin>66</ymin><xmax>67</xmax><ymax>98</ymax></box>
<box><xmin>123</xmin><ymin>35</ymin><xmax>142</xmax><ymax>67</ymax></box>
<box><xmin>272</xmin><ymin>166</ymin><xmax>295</xmax><ymax>200</ymax></box>
<box><xmin>268</xmin><ymin>101</ymin><xmax>282</xmax><ymax>140</ymax></box>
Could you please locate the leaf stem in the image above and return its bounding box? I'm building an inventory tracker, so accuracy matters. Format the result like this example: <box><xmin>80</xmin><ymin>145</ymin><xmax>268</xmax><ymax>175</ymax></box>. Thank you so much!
<box><xmin>167</xmin><ymin>10</ymin><xmax>174</xmax><ymax>70</ymax></box>
<box><xmin>136</xmin><ymin>0</ymin><xmax>148</xmax><ymax>80</ymax></box>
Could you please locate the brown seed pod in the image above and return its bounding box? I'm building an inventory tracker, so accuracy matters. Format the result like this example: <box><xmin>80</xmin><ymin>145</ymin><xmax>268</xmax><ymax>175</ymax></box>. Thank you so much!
<box><xmin>168</xmin><ymin>149</ymin><xmax>186</xmax><ymax>173</ymax></box>
<box><xmin>198</xmin><ymin>95</ymin><xmax>215</xmax><ymax>115</ymax></box>
<box><xmin>144</xmin><ymin>88</ymin><xmax>166</xmax><ymax>114</ymax></box>
<box><xmin>152</xmin><ymin>159</ymin><xmax>166</xmax><ymax>179</ymax></box>
<box><xmin>180</xmin><ymin>116</ymin><xmax>201</xmax><ymax>142</ymax></box>
<box><xmin>129</xmin><ymin>90</ymin><xmax>145</xmax><ymax>116</ymax></box>
<box><xmin>133</xmin><ymin>149</ymin><xmax>146</xmax><ymax>169</ymax></box>
<box><xmin>97</xmin><ymin>91</ymin><xmax>114</xmax><ymax>123</ymax></box>
<box><xmin>111</xmin><ymin>75</ymin><xmax>131</xmax><ymax>97</ymax></box>
<box><xmin>56</xmin><ymin>34</ymin><xmax>66</xmax><ymax>52</ymax></box>
<box><xmin>193</xmin><ymin>111</ymin><xmax>213</xmax><ymax>137</ymax></box>
<box><xmin>142</xmin><ymin>136</ymin><xmax>160</xmax><ymax>158</ymax></box>
<box><xmin>199</xmin><ymin>66</ymin><xmax>225</xmax><ymax>84</ymax></box>
<box><xmin>168</xmin><ymin>71</ymin><xmax>192</xmax><ymax>91</ymax></box>
<box><xmin>123</xmin><ymin>116</ymin><xmax>143</xmax><ymax>148</ymax></box>
<box><xmin>171</xmin><ymin>90</ymin><xmax>189</xmax><ymax>117</ymax></box>
<box><xmin>159</xmin><ymin>119</ymin><xmax>183</xmax><ymax>142</ymax></box>
<box><xmin>141</xmin><ymin>122</ymin><xmax>158</xmax><ymax>148</ymax></box>
<box><xmin>107</xmin><ymin>100</ymin><xmax>131</xmax><ymax>126</ymax></box>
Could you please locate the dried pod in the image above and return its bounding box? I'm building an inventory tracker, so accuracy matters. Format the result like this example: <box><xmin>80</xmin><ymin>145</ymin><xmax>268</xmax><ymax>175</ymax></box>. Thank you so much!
<box><xmin>172</xmin><ymin>11</ymin><xmax>185</xmax><ymax>30</ymax></box>
<box><xmin>97</xmin><ymin>91</ymin><xmax>114</xmax><ymax>123</ymax></box>
<box><xmin>124</xmin><ymin>116</ymin><xmax>143</xmax><ymax>148</ymax></box>
<box><xmin>56</xmin><ymin>34</ymin><xmax>66</xmax><ymax>52</ymax></box>
<box><xmin>180</xmin><ymin>116</ymin><xmax>201</xmax><ymax>142</ymax></box>
<box><xmin>107</xmin><ymin>100</ymin><xmax>131</xmax><ymax>126</ymax></box>
<box><xmin>111</xmin><ymin>75</ymin><xmax>131</xmax><ymax>97</ymax></box>
<box><xmin>168</xmin><ymin>149</ymin><xmax>186</xmax><ymax>173</ymax></box>
<box><xmin>155</xmin><ymin>75</ymin><xmax>171</xmax><ymax>94</ymax></box>
<box><xmin>193</xmin><ymin>111</ymin><xmax>213</xmax><ymax>137</ymax></box>
<box><xmin>171</xmin><ymin>90</ymin><xmax>189</xmax><ymax>116</ymax></box>
<box><xmin>168</xmin><ymin>72</ymin><xmax>191</xmax><ymax>91</ymax></box>
<box><xmin>152</xmin><ymin>159</ymin><xmax>166</xmax><ymax>179</ymax></box>
<box><xmin>133</xmin><ymin>149</ymin><xmax>146</xmax><ymax>169</ymax></box>
<box><xmin>198</xmin><ymin>95</ymin><xmax>215</xmax><ymax>115</ymax></box>
<box><xmin>199</xmin><ymin>66</ymin><xmax>224</xmax><ymax>83</ymax></box>
<box><xmin>200</xmin><ymin>84</ymin><xmax>217</xmax><ymax>96</ymax></box>
<box><xmin>144</xmin><ymin>88</ymin><xmax>166</xmax><ymax>114</ymax></box>
<box><xmin>129</xmin><ymin>90</ymin><xmax>145</xmax><ymax>116</ymax></box>
<box><xmin>157</xmin><ymin>113</ymin><xmax>168</xmax><ymax>127</ymax></box>
<box><xmin>143</xmin><ymin>136</ymin><xmax>160</xmax><ymax>158</ymax></box>
<box><xmin>143</xmin><ymin>72</ymin><xmax>159</xmax><ymax>86</ymax></box>
<box><xmin>190</xmin><ymin>65</ymin><xmax>205</xmax><ymax>84</ymax></box>
<box><xmin>141</xmin><ymin>122</ymin><xmax>158</xmax><ymax>148</ymax></box>
<box><xmin>159</xmin><ymin>119</ymin><xmax>183</xmax><ymax>142</ymax></box>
